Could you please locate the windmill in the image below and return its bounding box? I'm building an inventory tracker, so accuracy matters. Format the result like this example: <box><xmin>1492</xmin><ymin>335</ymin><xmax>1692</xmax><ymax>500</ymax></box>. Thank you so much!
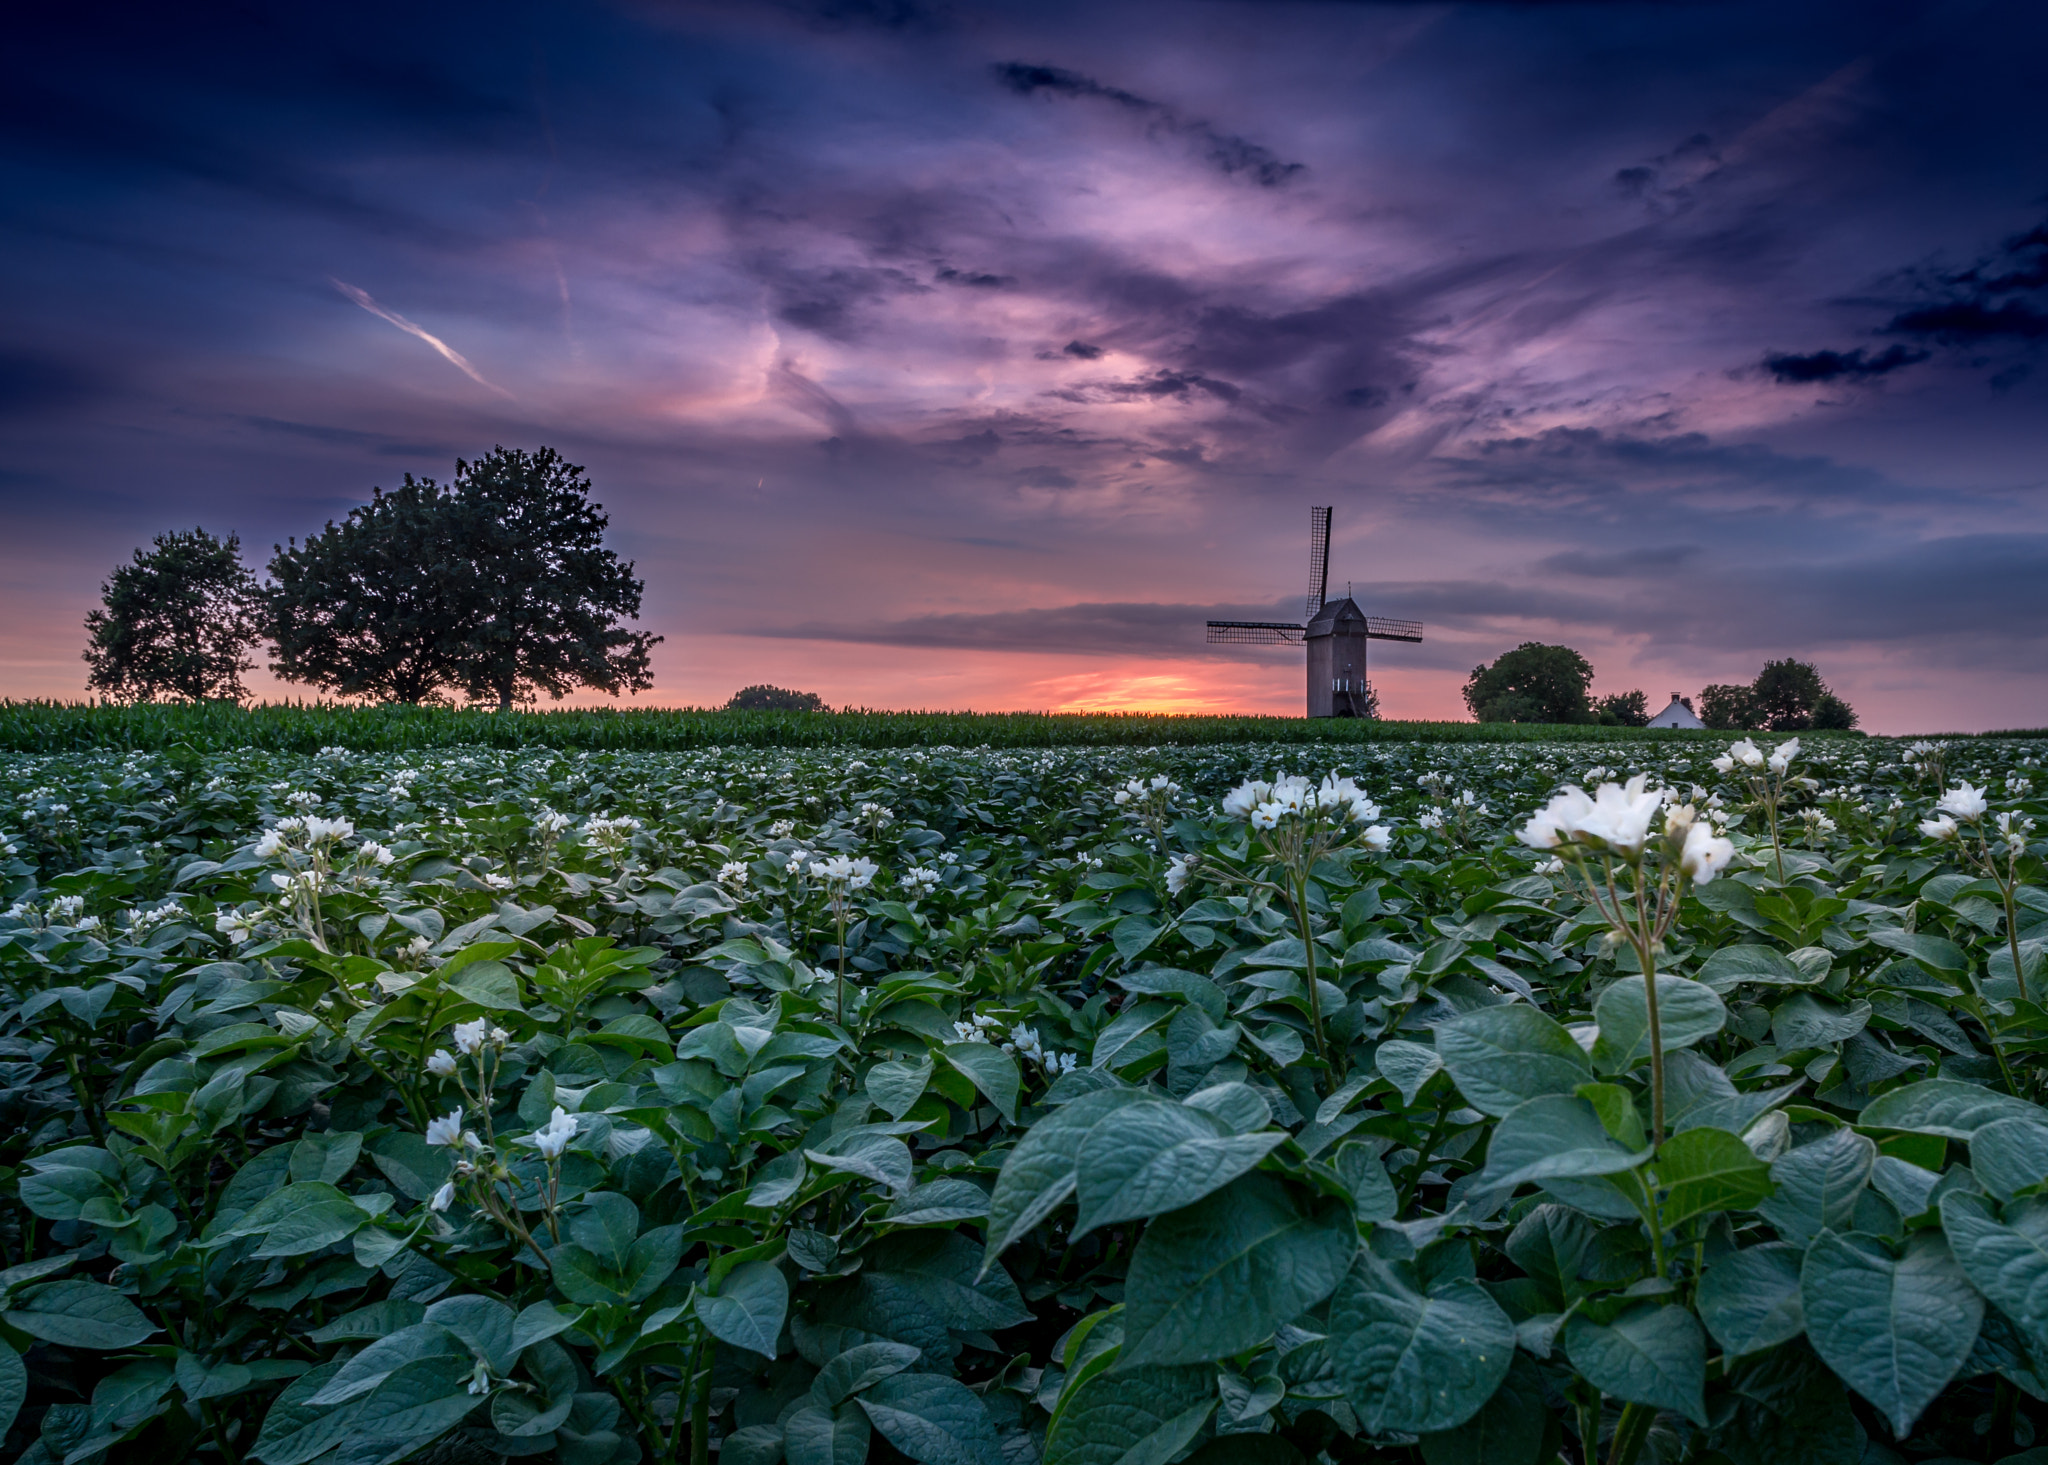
<box><xmin>1205</xmin><ymin>506</ymin><xmax>1423</xmax><ymax>718</ymax></box>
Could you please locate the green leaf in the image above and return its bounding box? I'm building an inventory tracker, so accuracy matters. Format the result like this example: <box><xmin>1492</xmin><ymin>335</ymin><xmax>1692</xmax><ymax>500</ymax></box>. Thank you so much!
<box><xmin>866</xmin><ymin>1058</ymin><xmax>934</xmax><ymax>1121</ymax></box>
<box><xmin>3</xmin><ymin>1279</ymin><xmax>155</xmax><ymax>1349</ymax></box>
<box><xmin>368</xmin><ymin>1132</ymin><xmax>452</xmax><ymax>1203</ymax></box>
<box><xmin>423</xmin><ymin>1294</ymin><xmax>517</xmax><ymax>1373</ymax></box>
<box><xmin>942</xmin><ymin>1044</ymin><xmax>1021</xmax><ymax>1123</ymax></box>
<box><xmin>1972</xmin><ymin>1118</ymin><xmax>2048</xmax><ymax>1202</ymax></box>
<box><xmin>867</xmin><ymin>1232</ymin><xmax>1032</xmax><ymax>1331</ymax></box>
<box><xmin>1333</xmin><ymin>1142</ymin><xmax>1399</xmax><ymax>1224</ymax></box>
<box><xmin>785</xmin><ymin>1403</ymin><xmax>873</xmax><ymax>1465</ymax></box>
<box><xmin>1504</xmin><ymin>1204</ymin><xmax>1598</xmax><ymax>1308</ymax></box>
<box><xmin>695</xmin><ymin>1260</ymin><xmax>789</xmax><ymax>1359</ymax></box>
<box><xmin>331</xmin><ymin>1356</ymin><xmax>480</xmax><ymax>1465</ymax></box>
<box><xmin>1328</xmin><ymin>1251</ymin><xmax>1515</xmax><ymax>1435</ymax></box>
<box><xmin>1800</xmin><ymin>1229</ymin><xmax>1983</xmax><ymax>1437</ymax></box>
<box><xmin>812</xmin><ymin>1342</ymin><xmax>921</xmax><ymax>1407</ymax></box>
<box><xmin>252</xmin><ymin>1361</ymin><xmax>366</xmax><ymax>1465</ymax></box>
<box><xmin>806</xmin><ymin>1134</ymin><xmax>915</xmax><ymax>1198</ymax></box>
<box><xmin>1865</xmin><ymin>928</ymin><xmax>1967</xmax><ymax>975</ymax></box>
<box><xmin>1119</xmin><ymin>1172</ymin><xmax>1355</xmax><ymax>1367</ymax></box>
<box><xmin>1072</xmin><ymin>1100</ymin><xmax>1284</xmax><ymax>1236</ymax></box>
<box><xmin>857</xmin><ymin>1373</ymin><xmax>1000</xmax><ymax>1465</ymax></box>
<box><xmin>289</xmin><ymin>1131</ymin><xmax>363</xmax><ymax>1185</ymax></box>
<box><xmin>1043</xmin><ymin>1366</ymin><xmax>1215</xmax><ymax>1465</ymax></box>
<box><xmin>1860</xmin><ymin>1078</ymin><xmax>2048</xmax><ymax>1139</ymax></box>
<box><xmin>1591</xmin><ymin>975</ymin><xmax>1725</xmax><ymax>1070</ymax></box>
<box><xmin>1471</xmin><ymin>1095</ymin><xmax>1651</xmax><ymax>1203</ymax></box>
<box><xmin>0</xmin><ymin>1345</ymin><xmax>25</xmax><ymax>1444</ymax></box>
<box><xmin>724</xmin><ymin>1426</ymin><xmax>787</xmax><ymax>1465</ymax></box>
<box><xmin>308</xmin><ymin>1323</ymin><xmax>465</xmax><ymax>1406</ymax></box>
<box><xmin>1697</xmin><ymin>1244</ymin><xmax>1805</xmax><ymax>1358</ymax></box>
<box><xmin>1575</xmin><ymin>1082</ymin><xmax>1646</xmax><ymax>1151</ymax></box>
<box><xmin>444</xmin><ymin>959</ymin><xmax>523</xmax><ymax>1011</ymax></box>
<box><xmin>1563</xmin><ymin>1305</ymin><xmax>1707</xmax><ymax>1426</ymax></box>
<box><xmin>1770</xmin><ymin>995</ymin><xmax>1870</xmax><ymax>1051</ymax></box>
<box><xmin>224</xmin><ymin>1182</ymin><xmax>371</xmax><ymax>1257</ymax></box>
<box><xmin>1434</xmin><ymin>1005</ymin><xmax>1593</xmax><ymax>1118</ymax></box>
<box><xmin>1113</xmin><ymin>916</ymin><xmax>1162</xmax><ymax>962</ymax></box>
<box><xmin>1417</xmin><ymin>1352</ymin><xmax>1548</xmax><ymax>1465</ymax></box>
<box><xmin>1757</xmin><ymin>1127</ymin><xmax>1875</xmax><ymax>1246</ymax></box>
<box><xmin>1696</xmin><ymin>943</ymin><xmax>1807</xmax><ymax>992</ymax></box>
<box><xmin>983</xmin><ymin>1090</ymin><xmax>1148</xmax><ymax>1270</ymax></box>
<box><xmin>884</xmin><ymin>1179</ymin><xmax>991</xmax><ymax>1228</ymax></box>
<box><xmin>1373</xmin><ymin>1041</ymin><xmax>1444</xmax><ymax>1107</ymax></box>
<box><xmin>1654</xmin><ymin>1126</ymin><xmax>1775</xmax><ymax>1229</ymax></box>
<box><xmin>1939</xmin><ymin>1193</ymin><xmax>2048</xmax><ymax>1349</ymax></box>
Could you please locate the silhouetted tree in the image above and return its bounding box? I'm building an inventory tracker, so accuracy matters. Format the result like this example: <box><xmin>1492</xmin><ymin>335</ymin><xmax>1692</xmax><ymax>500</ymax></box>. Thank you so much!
<box><xmin>1697</xmin><ymin>683</ymin><xmax>1758</xmax><ymax>730</ymax></box>
<box><xmin>267</xmin><ymin>477</ymin><xmax>469</xmax><ymax>703</ymax></box>
<box><xmin>83</xmin><ymin>528</ymin><xmax>263</xmax><ymax>702</ymax></box>
<box><xmin>443</xmin><ymin>448</ymin><xmax>660</xmax><ymax>712</ymax></box>
<box><xmin>1464</xmin><ymin>643</ymin><xmax>1594</xmax><ymax>723</ymax></box>
<box><xmin>726</xmin><ymin>685</ymin><xmax>828</xmax><ymax>712</ymax></box>
<box><xmin>1596</xmin><ymin>690</ymin><xmax>1649</xmax><ymax>727</ymax></box>
<box><xmin>1750</xmin><ymin>658</ymin><xmax>1829</xmax><ymax>731</ymax></box>
<box><xmin>267</xmin><ymin>447</ymin><xmax>660</xmax><ymax>710</ymax></box>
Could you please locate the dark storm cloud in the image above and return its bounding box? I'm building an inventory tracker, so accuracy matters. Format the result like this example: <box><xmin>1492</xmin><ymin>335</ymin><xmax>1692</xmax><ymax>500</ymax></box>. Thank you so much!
<box><xmin>1759</xmin><ymin>345</ymin><xmax>1929</xmax><ymax>384</ymax></box>
<box><xmin>1885</xmin><ymin>218</ymin><xmax>2048</xmax><ymax>345</ymax></box>
<box><xmin>992</xmin><ymin>63</ymin><xmax>1306</xmax><ymax>187</ymax></box>
<box><xmin>1766</xmin><ymin>213</ymin><xmax>2048</xmax><ymax>389</ymax></box>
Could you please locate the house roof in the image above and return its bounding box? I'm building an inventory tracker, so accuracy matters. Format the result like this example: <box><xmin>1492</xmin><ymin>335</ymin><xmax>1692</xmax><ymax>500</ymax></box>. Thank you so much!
<box><xmin>1645</xmin><ymin>695</ymin><xmax>1704</xmax><ymax>729</ymax></box>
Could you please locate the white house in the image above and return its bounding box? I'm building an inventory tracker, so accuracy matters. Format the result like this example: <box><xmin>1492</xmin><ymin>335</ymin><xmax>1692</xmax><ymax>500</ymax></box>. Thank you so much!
<box><xmin>1646</xmin><ymin>694</ymin><xmax>1704</xmax><ymax>729</ymax></box>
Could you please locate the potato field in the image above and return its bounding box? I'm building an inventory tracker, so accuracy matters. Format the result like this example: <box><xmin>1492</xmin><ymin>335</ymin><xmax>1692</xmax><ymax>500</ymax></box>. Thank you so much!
<box><xmin>4</xmin><ymin>731</ymin><xmax>2048</xmax><ymax>1465</ymax></box>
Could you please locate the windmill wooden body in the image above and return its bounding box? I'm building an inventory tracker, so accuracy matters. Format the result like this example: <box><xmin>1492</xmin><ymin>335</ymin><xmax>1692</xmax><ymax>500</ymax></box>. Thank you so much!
<box><xmin>1205</xmin><ymin>506</ymin><xmax>1423</xmax><ymax>718</ymax></box>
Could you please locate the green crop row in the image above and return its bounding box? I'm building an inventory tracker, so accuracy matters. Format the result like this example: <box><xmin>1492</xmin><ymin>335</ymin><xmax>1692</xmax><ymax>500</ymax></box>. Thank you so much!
<box><xmin>0</xmin><ymin>699</ymin><xmax>1793</xmax><ymax>754</ymax></box>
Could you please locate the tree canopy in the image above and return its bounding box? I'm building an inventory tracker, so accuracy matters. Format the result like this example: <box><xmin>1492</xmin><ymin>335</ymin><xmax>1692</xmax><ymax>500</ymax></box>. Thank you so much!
<box><xmin>1701</xmin><ymin>660</ymin><xmax>1857</xmax><ymax>731</ymax></box>
<box><xmin>265</xmin><ymin>447</ymin><xmax>660</xmax><ymax>709</ymax></box>
<box><xmin>82</xmin><ymin>528</ymin><xmax>263</xmax><ymax>702</ymax></box>
<box><xmin>267</xmin><ymin>476</ymin><xmax>469</xmax><ymax>704</ymax></box>
<box><xmin>1464</xmin><ymin>642</ymin><xmax>1595</xmax><ymax>723</ymax></box>
<box><xmin>726</xmin><ymin>685</ymin><xmax>828</xmax><ymax>712</ymax></box>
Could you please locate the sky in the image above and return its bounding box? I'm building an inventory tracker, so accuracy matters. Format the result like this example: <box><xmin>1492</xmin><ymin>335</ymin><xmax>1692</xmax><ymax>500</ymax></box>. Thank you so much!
<box><xmin>4</xmin><ymin>0</ymin><xmax>2047</xmax><ymax>732</ymax></box>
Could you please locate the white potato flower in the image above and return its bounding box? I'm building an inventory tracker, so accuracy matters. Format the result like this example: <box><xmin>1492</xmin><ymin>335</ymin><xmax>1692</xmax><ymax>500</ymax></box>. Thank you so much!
<box><xmin>426</xmin><ymin>1050</ymin><xmax>457</xmax><ymax>1077</ymax></box>
<box><xmin>1919</xmin><ymin>813</ymin><xmax>1959</xmax><ymax>842</ymax></box>
<box><xmin>429</xmin><ymin>1181</ymin><xmax>456</xmax><ymax>1212</ymax></box>
<box><xmin>1936</xmin><ymin>783</ymin><xmax>1989</xmax><ymax>820</ymax></box>
<box><xmin>453</xmin><ymin>1019</ymin><xmax>490</xmax><ymax>1055</ymax></box>
<box><xmin>425</xmin><ymin>1108</ymin><xmax>466</xmax><ymax>1148</ymax></box>
<box><xmin>526</xmin><ymin>1106</ymin><xmax>578</xmax><ymax>1159</ymax></box>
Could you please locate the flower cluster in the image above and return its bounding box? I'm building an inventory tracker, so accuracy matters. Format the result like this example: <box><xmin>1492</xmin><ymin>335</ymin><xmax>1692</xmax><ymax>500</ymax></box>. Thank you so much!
<box><xmin>899</xmin><ymin>865</ymin><xmax>940</xmax><ymax>895</ymax></box>
<box><xmin>1222</xmin><ymin>773</ymin><xmax>1388</xmax><ymax>845</ymax></box>
<box><xmin>810</xmin><ymin>854</ymin><xmax>878</xmax><ymax>891</ymax></box>
<box><xmin>1520</xmin><ymin>776</ymin><xmax>1735</xmax><ymax>884</ymax></box>
<box><xmin>952</xmin><ymin>1012</ymin><xmax>1077</xmax><ymax>1075</ymax></box>
<box><xmin>718</xmin><ymin>860</ymin><xmax>751</xmax><ymax>889</ymax></box>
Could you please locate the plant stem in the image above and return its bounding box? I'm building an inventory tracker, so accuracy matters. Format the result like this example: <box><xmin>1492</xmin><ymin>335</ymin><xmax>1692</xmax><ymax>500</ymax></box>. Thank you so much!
<box><xmin>1293</xmin><ymin>873</ymin><xmax>1328</xmax><ymax>1071</ymax></box>
<box><xmin>690</xmin><ymin>1332</ymin><xmax>713</xmax><ymax>1465</ymax></box>
<box><xmin>1606</xmin><ymin>1401</ymin><xmax>1653</xmax><ymax>1465</ymax></box>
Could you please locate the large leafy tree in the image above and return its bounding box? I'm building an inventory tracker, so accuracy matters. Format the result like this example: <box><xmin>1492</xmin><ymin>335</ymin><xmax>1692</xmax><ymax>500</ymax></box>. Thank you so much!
<box><xmin>441</xmin><ymin>447</ymin><xmax>661</xmax><ymax>711</ymax></box>
<box><xmin>266</xmin><ymin>448</ymin><xmax>660</xmax><ymax>709</ymax></box>
<box><xmin>1700</xmin><ymin>662</ymin><xmax>1858</xmax><ymax>731</ymax></box>
<box><xmin>1463</xmin><ymin>642</ymin><xmax>1595</xmax><ymax>723</ymax></box>
<box><xmin>267</xmin><ymin>476</ymin><xmax>470</xmax><ymax>704</ymax></box>
<box><xmin>82</xmin><ymin>528</ymin><xmax>263</xmax><ymax>702</ymax></box>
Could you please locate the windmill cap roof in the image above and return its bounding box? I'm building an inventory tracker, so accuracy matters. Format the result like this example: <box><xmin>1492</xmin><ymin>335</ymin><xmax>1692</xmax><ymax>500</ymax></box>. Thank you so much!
<box><xmin>1306</xmin><ymin>595</ymin><xmax>1365</xmax><ymax>631</ymax></box>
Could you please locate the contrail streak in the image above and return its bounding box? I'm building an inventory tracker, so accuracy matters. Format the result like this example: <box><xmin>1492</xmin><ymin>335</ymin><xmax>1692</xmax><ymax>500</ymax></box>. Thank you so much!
<box><xmin>330</xmin><ymin>278</ymin><xmax>515</xmax><ymax>398</ymax></box>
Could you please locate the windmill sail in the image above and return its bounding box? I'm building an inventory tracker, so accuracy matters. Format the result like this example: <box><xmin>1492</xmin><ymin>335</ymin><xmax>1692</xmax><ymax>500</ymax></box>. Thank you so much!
<box><xmin>1206</xmin><ymin>621</ymin><xmax>1305</xmax><ymax>644</ymax></box>
<box><xmin>1306</xmin><ymin>506</ymin><xmax>1331</xmax><ymax>618</ymax></box>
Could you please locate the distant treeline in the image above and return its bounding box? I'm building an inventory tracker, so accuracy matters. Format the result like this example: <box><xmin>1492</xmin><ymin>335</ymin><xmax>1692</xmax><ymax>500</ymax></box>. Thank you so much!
<box><xmin>0</xmin><ymin>701</ymin><xmax>1782</xmax><ymax>754</ymax></box>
